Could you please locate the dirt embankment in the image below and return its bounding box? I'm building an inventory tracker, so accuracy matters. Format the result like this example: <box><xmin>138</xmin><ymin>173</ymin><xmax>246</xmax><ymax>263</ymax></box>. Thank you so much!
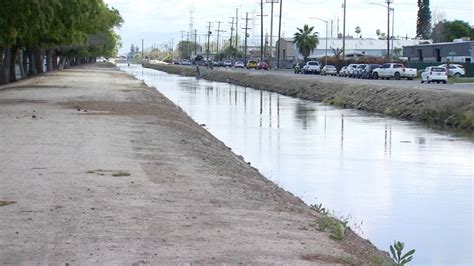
<box><xmin>0</xmin><ymin>63</ymin><xmax>392</xmax><ymax>264</ymax></box>
<box><xmin>144</xmin><ymin>63</ymin><xmax>474</xmax><ymax>131</ymax></box>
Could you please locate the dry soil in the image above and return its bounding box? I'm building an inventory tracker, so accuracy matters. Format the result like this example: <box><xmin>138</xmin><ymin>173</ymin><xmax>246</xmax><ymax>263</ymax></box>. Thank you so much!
<box><xmin>0</xmin><ymin>63</ymin><xmax>391</xmax><ymax>265</ymax></box>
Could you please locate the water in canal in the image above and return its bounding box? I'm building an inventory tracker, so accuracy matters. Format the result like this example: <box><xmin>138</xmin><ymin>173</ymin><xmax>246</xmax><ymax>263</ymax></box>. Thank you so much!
<box><xmin>121</xmin><ymin>65</ymin><xmax>473</xmax><ymax>265</ymax></box>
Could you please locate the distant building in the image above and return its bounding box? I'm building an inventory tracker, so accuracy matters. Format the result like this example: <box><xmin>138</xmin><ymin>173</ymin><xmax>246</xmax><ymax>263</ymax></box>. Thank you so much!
<box><xmin>403</xmin><ymin>40</ymin><xmax>474</xmax><ymax>63</ymax></box>
<box><xmin>276</xmin><ymin>37</ymin><xmax>428</xmax><ymax>61</ymax></box>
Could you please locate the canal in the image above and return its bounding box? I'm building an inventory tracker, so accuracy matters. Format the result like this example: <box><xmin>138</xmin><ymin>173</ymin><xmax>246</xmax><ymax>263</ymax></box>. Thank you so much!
<box><xmin>121</xmin><ymin>64</ymin><xmax>473</xmax><ymax>265</ymax></box>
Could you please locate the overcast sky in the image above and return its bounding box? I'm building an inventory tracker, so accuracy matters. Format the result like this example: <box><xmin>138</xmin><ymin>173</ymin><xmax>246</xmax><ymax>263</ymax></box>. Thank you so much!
<box><xmin>103</xmin><ymin>0</ymin><xmax>474</xmax><ymax>55</ymax></box>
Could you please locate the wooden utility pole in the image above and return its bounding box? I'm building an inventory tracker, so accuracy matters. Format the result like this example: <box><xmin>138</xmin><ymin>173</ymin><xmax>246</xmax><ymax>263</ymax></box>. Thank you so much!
<box><xmin>235</xmin><ymin>8</ymin><xmax>239</xmax><ymax>49</ymax></box>
<box><xmin>260</xmin><ymin>0</ymin><xmax>264</xmax><ymax>61</ymax></box>
<box><xmin>206</xmin><ymin>22</ymin><xmax>212</xmax><ymax>63</ymax></box>
<box><xmin>216</xmin><ymin>21</ymin><xmax>226</xmax><ymax>54</ymax></box>
<box><xmin>194</xmin><ymin>29</ymin><xmax>198</xmax><ymax>56</ymax></box>
<box><xmin>276</xmin><ymin>0</ymin><xmax>283</xmax><ymax>68</ymax></box>
<box><xmin>242</xmin><ymin>12</ymin><xmax>252</xmax><ymax>64</ymax></box>
<box><xmin>342</xmin><ymin>0</ymin><xmax>346</xmax><ymax>65</ymax></box>
<box><xmin>228</xmin><ymin>17</ymin><xmax>235</xmax><ymax>49</ymax></box>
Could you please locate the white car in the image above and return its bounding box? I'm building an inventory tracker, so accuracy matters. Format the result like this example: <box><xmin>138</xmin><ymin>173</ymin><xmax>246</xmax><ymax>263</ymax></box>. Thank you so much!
<box><xmin>302</xmin><ymin>61</ymin><xmax>321</xmax><ymax>74</ymax></box>
<box><xmin>321</xmin><ymin>65</ymin><xmax>338</xmax><ymax>76</ymax></box>
<box><xmin>234</xmin><ymin>61</ymin><xmax>244</xmax><ymax>68</ymax></box>
<box><xmin>180</xmin><ymin>59</ymin><xmax>191</xmax><ymax>65</ymax></box>
<box><xmin>223</xmin><ymin>60</ymin><xmax>232</xmax><ymax>67</ymax></box>
<box><xmin>437</xmin><ymin>64</ymin><xmax>465</xmax><ymax>78</ymax></box>
<box><xmin>346</xmin><ymin>64</ymin><xmax>360</xmax><ymax>77</ymax></box>
<box><xmin>421</xmin><ymin>66</ymin><xmax>448</xmax><ymax>84</ymax></box>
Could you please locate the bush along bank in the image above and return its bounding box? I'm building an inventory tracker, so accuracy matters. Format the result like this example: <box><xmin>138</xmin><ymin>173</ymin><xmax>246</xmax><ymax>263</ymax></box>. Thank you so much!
<box><xmin>143</xmin><ymin>63</ymin><xmax>474</xmax><ymax>131</ymax></box>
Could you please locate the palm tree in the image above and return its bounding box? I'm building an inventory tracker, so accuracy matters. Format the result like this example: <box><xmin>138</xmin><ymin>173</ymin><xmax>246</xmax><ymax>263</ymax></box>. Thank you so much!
<box><xmin>294</xmin><ymin>24</ymin><xmax>319</xmax><ymax>62</ymax></box>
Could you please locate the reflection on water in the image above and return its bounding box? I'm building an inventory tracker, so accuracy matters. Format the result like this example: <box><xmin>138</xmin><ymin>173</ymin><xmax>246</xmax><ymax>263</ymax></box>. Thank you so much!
<box><xmin>122</xmin><ymin>64</ymin><xmax>473</xmax><ymax>265</ymax></box>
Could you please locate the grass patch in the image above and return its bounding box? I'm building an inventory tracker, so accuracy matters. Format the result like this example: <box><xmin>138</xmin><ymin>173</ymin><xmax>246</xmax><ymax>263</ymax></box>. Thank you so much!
<box><xmin>87</xmin><ymin>169</ymin><xmax>131</xmax><ymax>177</ymax></box>
<box><xmin>450</xmin><ymin>77</ymin><xmax>474</xmax><ymax>84</ymax></box>
<box><xmin>112</xmin><ymin>171</ymin><xmax>131</xmax><ymax>177</ymax></box>
<box><xmin>311</xmin><ymin>202</ymin><xmax>348</xmax><ymax>241</ymax></box>
<box><xmin>0</xmin><ymin>200</ymin><xmax>16</xmax><ymax>207</ymax></box>
<box><xmin>324</xmin><ymin>96</ymin><xmax>350</xmax><ymax>108</ymax></box>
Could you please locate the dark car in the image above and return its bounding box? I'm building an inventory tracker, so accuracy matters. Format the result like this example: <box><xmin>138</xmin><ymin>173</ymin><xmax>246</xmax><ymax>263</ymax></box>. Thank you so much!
<box><xmin>257</xmin><ymin>62</ymin><xmax>269</xmax><ymax>70</ymax></box>
<box><xmin>361</xmin><ymin>64</ymin><xmax>381</xmax><ymax>79</ymax></box>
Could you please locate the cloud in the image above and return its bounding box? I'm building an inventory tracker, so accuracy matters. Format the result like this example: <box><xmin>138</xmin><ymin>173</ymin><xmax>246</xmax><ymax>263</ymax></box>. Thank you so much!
<box><xmin>104</xmin><ymin>0</ymin><xmax>473</xmax><ymax>55</ymax></box>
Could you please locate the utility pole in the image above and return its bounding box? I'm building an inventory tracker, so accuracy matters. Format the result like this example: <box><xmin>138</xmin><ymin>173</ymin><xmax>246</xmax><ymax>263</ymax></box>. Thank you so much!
<box><xmin>215</xmin><ymin>21</ymin><xmax>225</xmax><ymax>54</ymax></box>
<box><xmin>266</xmin><ymin>0</ymin><xmax>279</xmax><ymax>59</ymax></box>
<box><xmin>386</xmin><ymin>0</ymin><xmax>393</xmax><ymax>59</ymax></box>
<box><xmin>342</xmin><ymin>0</ymin><xmax>347</xmax><ymax>65</ymax></box>
<box><xmin>228</xmin><ymin>17</ymin><xmax>235</xmax><ymax>49</ymax></box>
<box><xmin>186</xmin><ymin>31</ymin><xmax>190</xmax><ymax>59</ymax></box>
<box><xmin>276</xmin><ymin>0</ymin><xmax>283</xmax><ymax>68</ymax></box>
<box><xmin>235</xmin><ymin>9</ymin><xmax>239</xmax><ymax>49</ymax></box>
<box><xmin>242</xmin><ymin>12</ymin><xmax>252</xmax><ymax>64</ymax></box>
<box><xmin>180</xmin><ymin>30</ymin><xmax>186</xmax><ymax>59</ymax></box>
<box><xmin>206</xmin><ymin>22</ymin><xmax>212</xmax><ymax>63</ymax></box>
<box><xmin>194</xmin><ymin>29</ymin><xmax>198</xmax><ymax>56</ymax></box>
<box><xmin>260</xmin><ymin>0</ymin><xmax>264</xmax><ymax>61</ymax></box>
<box><xmin>141</xmin><ymin>39</ymin><xmax>144</xmax><ymax>60</ymax></box>
<box><xmin>171</xmin><ymin>38</ymin><xmax>174</xmax><ymax>62</ymax></box>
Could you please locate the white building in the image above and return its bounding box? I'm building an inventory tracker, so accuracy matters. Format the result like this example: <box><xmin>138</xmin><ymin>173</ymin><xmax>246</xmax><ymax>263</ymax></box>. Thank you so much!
<box><xmin>276</xmin><ymin>37</ymin><xmax>430</xmax><ymax>60</ymax></box>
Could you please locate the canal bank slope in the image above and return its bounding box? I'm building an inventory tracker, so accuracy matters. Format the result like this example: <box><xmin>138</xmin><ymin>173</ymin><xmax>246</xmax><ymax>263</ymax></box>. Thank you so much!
<box><xmin>144</xmin><ymin>63</ymin><xmax>474</xmax><ymax>131</ymax></box>
<box><xmin>0</xmin><ymin>63</ymin><xmax>391</xmax><ymax>264</ymax></box>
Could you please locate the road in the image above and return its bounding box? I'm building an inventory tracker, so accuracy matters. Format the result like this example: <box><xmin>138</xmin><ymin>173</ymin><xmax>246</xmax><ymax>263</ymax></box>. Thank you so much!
<box><xmin>212</xmin><ymin>67</ymin><xmax>474</xmax><ymax>94</ymax></box>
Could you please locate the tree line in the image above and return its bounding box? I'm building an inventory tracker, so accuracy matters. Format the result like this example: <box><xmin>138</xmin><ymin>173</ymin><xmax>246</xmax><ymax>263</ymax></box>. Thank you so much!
<box><xmin>0</xmin><ymin>0</ymin><xmax>123</xmax><ymax>85</ymax></box>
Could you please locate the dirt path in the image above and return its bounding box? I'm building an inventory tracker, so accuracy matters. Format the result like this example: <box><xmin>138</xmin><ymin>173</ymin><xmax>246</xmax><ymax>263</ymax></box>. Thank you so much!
<box><xmin>144</xmin><ymin>63</ymin><xmax>474</xmax><ymax>131</ymax></box>
<box><xmin>0</xmin><ymin>64</ymin><xmax>390</xmax><ymax>264</ymax></box>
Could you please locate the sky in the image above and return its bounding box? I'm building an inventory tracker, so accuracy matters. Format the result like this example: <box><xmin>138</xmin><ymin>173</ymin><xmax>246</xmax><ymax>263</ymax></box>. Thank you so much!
<box><xmin>103</xmin><ymin>0</ymin><xmax>474</xmax><ymax>55</ymax></box>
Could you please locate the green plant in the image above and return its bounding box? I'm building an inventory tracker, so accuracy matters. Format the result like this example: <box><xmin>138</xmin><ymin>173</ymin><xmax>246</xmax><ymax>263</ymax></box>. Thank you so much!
<box><xmin>112</xmin><ymin>171</ymin><xmax>131</xmax><ymax>177</ymax></box>
<box><xmin>311</xmin><ymin>203</ymin><xmax>329</xmax><ymax>215</ymax></box>
<box><xmin>0</xmin><ymin>200</ymin><xmax>16</xmax><ymax>207</ymax></box>
<box><xmin>330</xmin><ymin>221</ymin><xmax>346</xmax><ymax>241</ymax></box>
<box><xmin>390</xmin><ymin>241</ymin><xmax>415</xmax><ymax>265</ymax></box>
<box><xmin>316</xmin><ymin>215</ymin><xmax>333</xmax><ymax>232</ymax></box>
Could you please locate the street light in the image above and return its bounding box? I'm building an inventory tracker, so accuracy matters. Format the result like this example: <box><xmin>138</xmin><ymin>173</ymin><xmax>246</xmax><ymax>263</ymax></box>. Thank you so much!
<box><xmin>309</xmin><ymin>17</ymin><xmax>328</xmax><ymax>66</ymax></box>
<box><xmin>370</xmin><ymin>2</ymin><xmax>395</xmax><ymax>59</ymax></box>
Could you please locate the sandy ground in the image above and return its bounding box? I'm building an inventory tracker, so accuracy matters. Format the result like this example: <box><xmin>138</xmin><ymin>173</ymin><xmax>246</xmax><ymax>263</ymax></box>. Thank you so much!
<box><xmin>0</xmin><ymin>64</ymin><xmax>390</xmax><ymax>265</ymax></box>
<box><xmin>145</xmin><ymin>63</ymin><xmax>474</xmax><ymax>131</ymax></box>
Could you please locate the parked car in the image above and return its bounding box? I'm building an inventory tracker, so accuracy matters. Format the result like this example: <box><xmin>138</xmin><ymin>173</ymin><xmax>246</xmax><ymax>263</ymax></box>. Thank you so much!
<box><xmin>421</xmin><ymin>66</ymin><xmax>448</xmax><ymax>84</ymax></box>
<box><xmin>338</xmin><ymin>66</ymin><xmax>348</xmax><ymax>77</ymax></box>
<box><xmin>372</xmin><ymin>63</ymin><xmax>417</xmax><ymax>80</ymax></box>
<box><xmin>294</xmin><ymin>62</ymin><xmax>305</xmax><ymax>74</ymax></box>
<box><xmin>321</xmin><ymin>65</ymin><xmax>338</xmax><ymax>76</ymax></box>
<box><xmin>223</xmin><ymin>60</ymin><xmax>232</xmax><ymax>67</ymax></box>
<box><xmin>360</xmin><ymin>64</ymin><xmax>381</xmax><ymax>79</ymax></box>
<box><xmin>234</xmin><ymin>60</ymin><xmax>245</xmax><ymax>68</ymax></box>
<box><xmin>437</xmin><ymin>64</ymin><xmax>465</xmax><ymax>78</ymax></box>
<box><xmin>302</xmin><ymin>61</ymin><xmax>321</xmax><ymax>74</ymax></box>
<box><xmin>246</xmin><ymin>60</ymin><xmax>258</xmax><ymax>69</ymax></box>
<box><xmin>353</xmin><ymin>64</ymin><xmax>368</xmax><ymax>78</ymax></box>
<box><xmin>346</xmin><ymin>64</ymin><xmax>360</xmax><ymax>77</ymax></box>
<box><xmin>256</xmin><ymin>61</ymin><xmax>269</xmax><ymax>70</ymax></box>
<box><xmin>180</xmin><ymin>59</ymin><xmax>192</xmax><ymax>65</ymax></box>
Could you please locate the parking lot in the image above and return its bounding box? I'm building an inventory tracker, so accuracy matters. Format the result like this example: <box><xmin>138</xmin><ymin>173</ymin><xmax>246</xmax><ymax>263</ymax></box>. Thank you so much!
<box><xmin>217</xmin><ymin>67</ymin><xmax>474</xmax><ymax>94</ymax></box>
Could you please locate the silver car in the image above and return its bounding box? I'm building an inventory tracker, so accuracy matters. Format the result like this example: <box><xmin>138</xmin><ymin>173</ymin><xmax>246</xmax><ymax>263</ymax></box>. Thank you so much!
<box><xmin>321</xmin><ymin>65</ymin><xmax>338</xmax><ymax>76</ymax></box>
